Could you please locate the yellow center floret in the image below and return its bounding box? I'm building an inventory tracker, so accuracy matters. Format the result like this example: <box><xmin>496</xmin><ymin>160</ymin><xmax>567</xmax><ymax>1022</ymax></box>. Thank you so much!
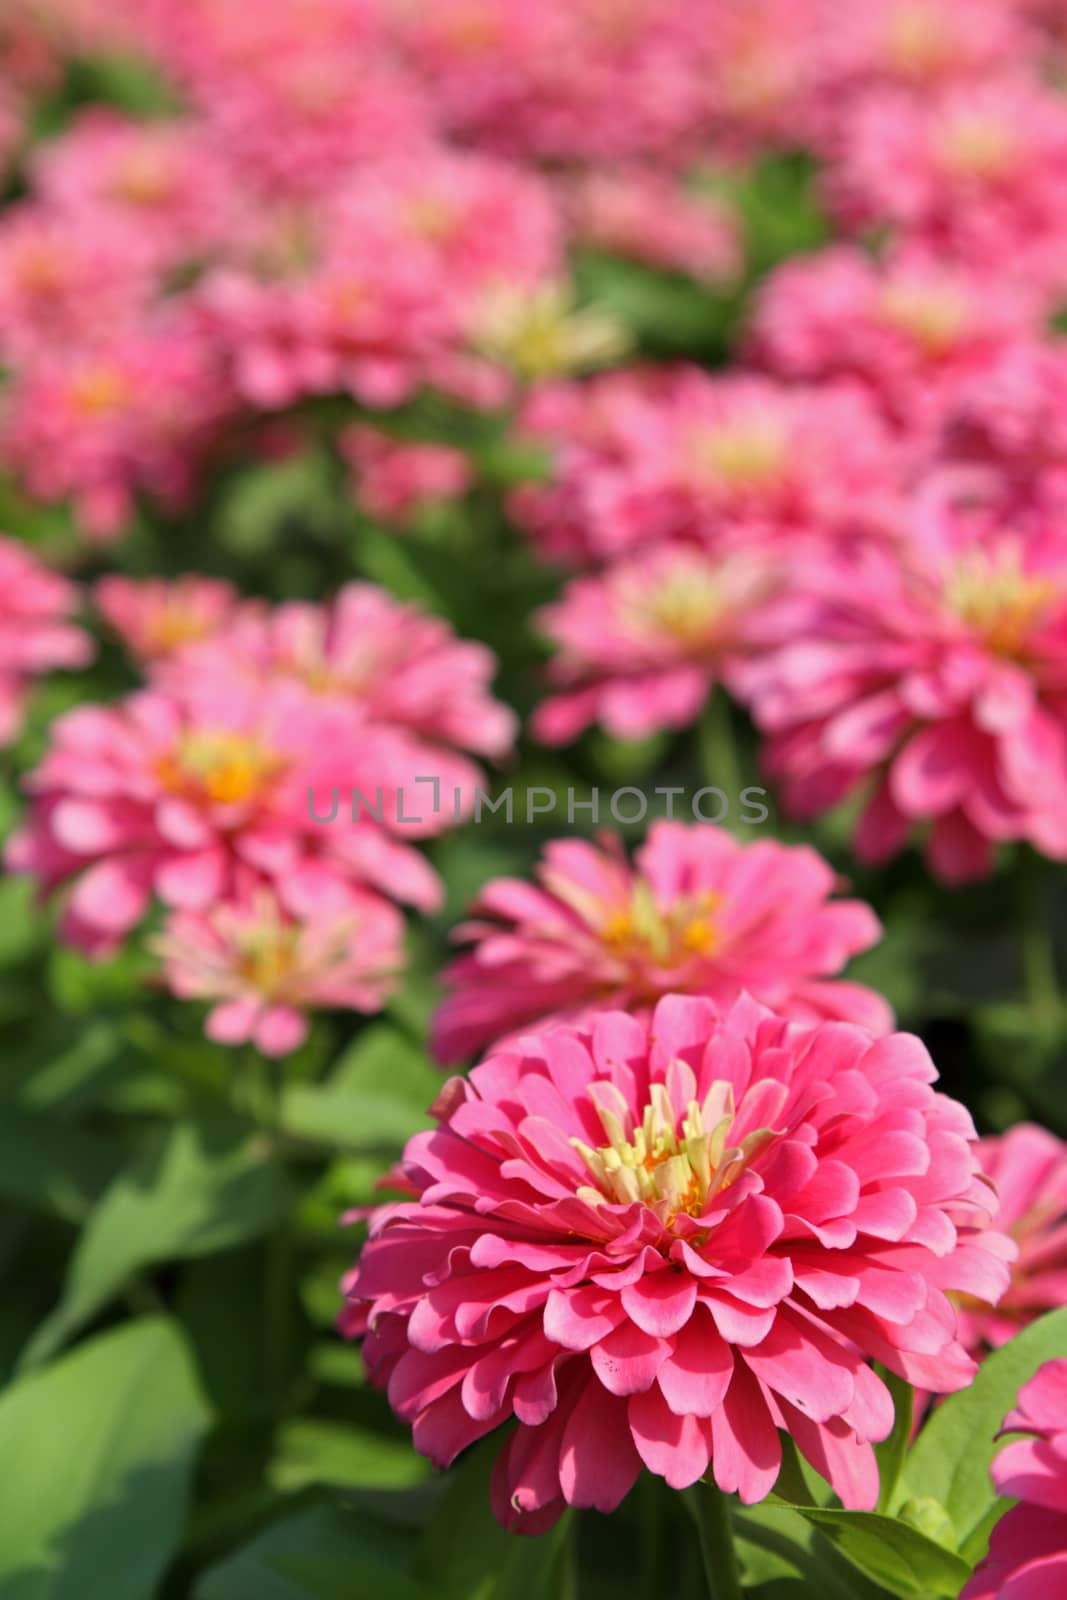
<box><xmin>879</xmin><ymin>281</ymin><xmax>970</xmax><ymax>354</ymax></box>
<box><xmin>572</xmin><ymin>1077</ymin><xmax>778</xmax><ymax>1226</ymax></box>
<box><xmin>937</xmin><ymin>114</ymin><xmax>1017</xmax><ymax>180</ymax></box>
<box><xmin>158</xmin><ymin>731</ymin><xmax>284</xmax><ymax>807</ymax></box>
<box><xmin>942</xmin><ymin>548</ymin><xmax>1058</xmax><ymax>658</ymax></box>
<box><xmin>885</xmin><ymin>3</ymin><xmax>951</xmax><ymax>79</ymax></box>
<box><xmin>627</xmin><ymin>567</ymin><xmax>726</xmax><ymax>649</ymax></box>
<box><xmin>68</xmin><ymin>365</ymin><xmax>130</xmax><ymax>417</ymax></box>
<box><xmin>686</xmin><ymin>415</ymin><xmax>790</xmax><ymax>490</ymax></box>
<box><xmin>599</xmin><ymin>882</ymin><xmax>722</xmax><ymax>969</ymax></box>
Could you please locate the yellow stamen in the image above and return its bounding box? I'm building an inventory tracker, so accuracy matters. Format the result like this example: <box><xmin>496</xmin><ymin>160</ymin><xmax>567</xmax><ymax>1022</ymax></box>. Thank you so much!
<box><xmin>942</xmin><ymin>548</ymin><xmax>1058</xmax><ymax>658</ymax></box>
<box><xmin>686</xmin><ymin>416</ymin><xmax>790</xmax><ymax>489</ymax></box>
<box><xmin>879</xmin><ymin>282</ymin><xmax>969</xmax><ymax>354</ymax></box>
<box><xmin>156</xmin><ymin>731</ymin><xmax>285</xmax><ymax>808</ymax></box>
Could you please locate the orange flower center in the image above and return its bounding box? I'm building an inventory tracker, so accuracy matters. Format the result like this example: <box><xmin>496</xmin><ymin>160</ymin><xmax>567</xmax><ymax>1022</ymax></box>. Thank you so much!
<box><xmin>879</xmin><ymin>281</ymin><xmax>970</xmax><ymax>354</ymax></box>
<box><xmin>68</xmin><ymin>366</ymin><xmax>131</xmax><ymax>417</ymax></box>
<box><xmin>599</xmin><ymin>884</ymin><xmax>723</xmax><ymax>970</ymax></box>
<box><xmin>686</xmin><ymin>415</ymin><xmax>790</xmax><ymax>490</ymax></box>
<box><xmin>885</xmin><ymin>2</ymin><xmax>951</xmax><ymax>78</ymax></box>
<box><xmin>942</xmin><ymin>549</ymin><xmax>1058</xmax><ymax>658</ymax></box>
<box><xmin>937</xmin><ymin>113</ymin><xmax>1018</xmax><ymax>180</ymax></box>
<box><xmin>111</xmin><ymin>150</ymin><xmax>175</xmax><ymax>206</ymax></box>
<box><xmin>156</xmin><ymin>731</ymin><xmax>285</xmax><ymax>808</ymax></box>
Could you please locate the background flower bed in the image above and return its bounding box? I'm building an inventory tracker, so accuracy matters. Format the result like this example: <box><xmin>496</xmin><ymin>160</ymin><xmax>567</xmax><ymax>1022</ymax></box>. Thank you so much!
<box><xmin>0</xmin><ymin>3</ymin><xmax>1065</xmax><ymax>1598</ymax></box>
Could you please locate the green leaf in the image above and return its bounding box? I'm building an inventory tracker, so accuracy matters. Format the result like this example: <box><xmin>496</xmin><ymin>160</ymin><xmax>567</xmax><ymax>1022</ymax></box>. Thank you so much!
<box><xmin>774</xmin><ymin>1504</ymin><xmax>970</xmax><ymax>1598</ymax></box>
<box><xmin>734</xmin><ymin>1503</ymin><xmax>891</xmax><ymax>1600</ymax></box>
<box><xmin>0</xmin><ymin>1316</ymin><xmax>209</xmax><ymax>1600</ymax></box>
<box><xmin>0</xmin><ymin>1106</ymin><xmax>117</xmax><ymax>1222</ymax></box>
<box><xmin>20</xmin><ymin>1120</ymin><xmax>293</xmax><ymax>1368</ymax></box>
<box><xmin>269</xmin><ymin>1420</ymin><xmax>429</xmax><ymax>1493</ymax></box>
<box><xmin>195</xmin><ymin>1505</ymin><xmax>417</xmax><ymax>1600</ymax></box>
<box><xmin>903</xmin><ymin>1307</ymin><xmax>1067</xmax><ymax>1550</ymax></box>
<box><xmin>281</xmin><ymin>1024</ymin><xmax>440</xmax><ymax>1152</ymax></box>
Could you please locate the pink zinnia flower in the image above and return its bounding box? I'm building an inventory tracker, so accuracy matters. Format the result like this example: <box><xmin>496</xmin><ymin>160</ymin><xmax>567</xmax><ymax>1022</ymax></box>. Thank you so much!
<box><xmin>166</xmin><ymin>582</ymin><xmax>517</xmax><ymax>764</ymax></box>
<box><xmin>736</xmin><ymin>498</ymin><xmax>1067</xmax><ymax>881</ymax></box>
<box><xmin>749</xmin><ymin>246</ymin><xmax>1040</xmax><ymax>443</ymax></box>
<box><xmin>826</xmin><ymin>79</ymin><xmax>1067</xmax><ymax>298</ymax></box>
<box><xmin>153</xmin><ymin>883</ymin><xmax>404</xmax><ymax>1056</ymax></box>
<box><xmin>531</xmin><ymin>543</ymin><xmax>782</xmax><ymax>744</ymax></box>
<box><xmin>961</xmin><ymin>1359</ymin><xmax>1067</xmax><ymax>1600</ymax></box>
<box><xmin>94</xmin><ymin>575</ymin><xmax>248</xmax><ymax>667</ymax></box>
<box><xmin>0</xmin><ymin>536</ymin><xmax>92</xmax><ymax>745</ymax></box>
<box><xmin>963</xmin><ymin>1124</ymin><xmax>1067</xmax><ymax>1352</ymax></box>
<box><xmin>510</xmin><ymin>369</ymin><xmax>903</xmax><ymax>567</ymax></box>
<box><xmin>4</xmin><ymin>673</ymin><xmax>478</xmax><ymax>955</ymax></box>
<box><xmin>431</xmin><ymin>822</ymin><xmax>892</xmax><ymax>1064</ymax></box>
<box><xmin>340</xmin><ymin>426</ymin><xmax>473</xmax><ymax>526</ymax></box>
<box><xmin>345</xmin><ymin>993</ymin><xmax>1012</xmax><ymax>1528</ymax></box>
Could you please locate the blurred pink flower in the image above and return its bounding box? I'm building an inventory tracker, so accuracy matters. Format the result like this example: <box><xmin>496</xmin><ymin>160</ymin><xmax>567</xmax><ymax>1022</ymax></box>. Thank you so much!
<box><xmin>154</xmin><ymin>884</ymin><xmax>403</xmax><ymax>1055</ymax></box>
<box><xmin>963</xmin><ymin>1124</ymin><xmax>1067</xmax><ymax>1352</ymax></box>
<box><xmin>736</xmin><ymin>500</ymin><xmax>1067</xmax><ymax>881</ymax></box>
<box><xmin>341</xmin><ymin>426</ymin><xmax>473</xmax><ymax>525</ymax></box>
<box><xmin>432</xmin><ymin>822</ymin><xmax>891</xmax><ymax>1063</ymax></box>
<box><xmin>1</xmin><ymin>323</ymin><xmax>231</xmax><ymax>540</ymax></box>
<box><xmin>826</xmin><ymin>78</ymin><xmax>1067</xmax><ymax>298</ymax></box>
<box><xmin>961</xmin><ymin>1358</ymin><xmax>1067</xmax><ymax>1600</ymax></box>
<box><xmin>511</xmin><ymin>369</ymin><xmax>903</xmax><ymax>566</ymax></box>
<box><xmin>531</xmin><ymin>543</ymin><xmax>782</xmax><ymax>743</ymax></box>
<box><xmin>167</xmin><ymin>582</ymin><xmax>517</xmax><ymax>763</ymax></box>
<box><xmin>0</xmin><ymin>537</ymin><xmax>92</xmax><ymax>746</ymax></box>
<box><xmin>94</xmin><ymin>575</ymin><xmax>248</xmax><ymax>667</ymax></box>
<box><xmin>345</xmin><ymin>993</ymin><xmax>1012</xmax><ymax>1528</ymax></box>
<box><xmin>749</xmin><ymin>246</ymin><xmax>1040</xmax><ymax>442</ymax></box>
<box><xmin>567</xmin><ymin>168</ymin><xmax>741</xmax><ymax>283</ymax></box>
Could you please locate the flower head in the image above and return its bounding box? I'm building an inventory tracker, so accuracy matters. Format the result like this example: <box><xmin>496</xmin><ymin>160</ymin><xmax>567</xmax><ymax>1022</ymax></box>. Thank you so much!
<box><xmin>346</xmin><ymin>993</ymin><xmax>1011</xmax><ymax>1528</ymax></box>
<box><xmin>431</xmin><ymin>822</ymin><xmax>891</xmax><ymax>1063</ymax></box>
<box><xmin>531</xmin><ymin>543</ymin><xmax>782</xmax><ymax>743</ymax></box>
<box><xmin>736</xmin><ymin>498</ymin><xmax>1067</xmax><ymax>881</ymax></box>
<box><xmin>340</xmin><ymin>426</ymin><xmax>472</xmax><ymax>526</ymax></box>
<box><xmin>94</xmin><ymin>575</ymin><xmax>248</xmax><ymax>666</ymax></box>
<box><xmin>153</xmin><ymin>884</ymin><xmax>404</xmax><ymax>1055</ymax></box>
<box><xmin>961</xmin><ymin>1359</ymin><xmax>1067</xmax><ymax>1600</ymax></box>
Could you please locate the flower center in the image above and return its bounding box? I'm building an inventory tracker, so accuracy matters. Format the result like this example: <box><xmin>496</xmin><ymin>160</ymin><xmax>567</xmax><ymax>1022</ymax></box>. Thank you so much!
<box><xmin>885</xmin><ymin>3</ymin><xmax>950</xmax><ymax>78</ymax></box>
<box><xmin>937</xmin><ymin>113</ymin><xmax>1018</xmax><ymax>180</ymax></box>
<box><xmin>598</xmin><ymin>882</ymin><xmax>722</xmax><ymax>970</ymax></box>
<box><xmin>572</xmin><ymin>1077</ymin><xmax>778</xmax><ymax>1225</ymax></box>
<box><xmin>112</xmin><ymin>151</ymin><xmax>175</xmax><ymax>207</ymax></box>
<box><xmin>145</xmin><ymin>605</ymin><xmax>217</xmax><ymax>655</ymax></box>
<box><xmin>473</xmin><ymin>283</ymin><xmax>628</xmax><ymax>380</ymax></box>
<box><xmin>942</xmin><ymin>549</ymin><xmax>1058</xmax><ymax>657</ymax></box>
<box><xmin>157</xmin><ymin>731</ymin><xmax>285</xmax><ymax>807</ymax></box>
<box><xmin>68</xmin><ymin>365</ymin><xmax>130</xmax><ymax>417</ymax></box>
<box><xmin>686</xmin><ymin>416</ymin><xmax>790</xmax><ymax>490</ymax></box>
<box><xmin>879</xmin><ymin>281</ymin><xmax>970</xmax><ymax>353</ymax></box>
<box><xmin>626</xmin><ymin>568</ymin><xmax>727</xmax><ymax>649</ymax></box>
<box><xmin>233</xmin><ymin>922</ymin><xmax>302</xmax><ymax>996</ymax></box>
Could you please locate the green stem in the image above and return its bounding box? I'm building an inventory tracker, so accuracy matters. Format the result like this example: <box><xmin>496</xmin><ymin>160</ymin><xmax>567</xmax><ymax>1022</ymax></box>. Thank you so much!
<box><xmin>1020</xmin><ymin>849</ymin><xmax>1058</xmax><ymax>1025</ymax></box>
<box><xmin>685</xmin><ymin>1477</ymin><xmax>743</xmax><ymax>1600</ymax></box>
<box><xmin>698</xmin><ymin>689</ymin><xmax>743</xmax><ymax>823</ymax></box>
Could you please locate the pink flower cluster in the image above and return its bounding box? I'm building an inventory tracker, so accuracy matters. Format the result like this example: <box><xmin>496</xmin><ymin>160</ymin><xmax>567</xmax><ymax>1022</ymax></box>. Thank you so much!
<box><xmin>962</xmin><ymin>1359</ymin><xmax>1067</xmax><ymax>1599</ymax></box>
<box><xmin>7</xmin><ymin>575</ymin><xmax>515</xmax><ymax>1050</ymax></box>
<box><xmin>345</xmin><ymin>994</ymin><xmax>1012</xmax><ymax>1526</ymax></box>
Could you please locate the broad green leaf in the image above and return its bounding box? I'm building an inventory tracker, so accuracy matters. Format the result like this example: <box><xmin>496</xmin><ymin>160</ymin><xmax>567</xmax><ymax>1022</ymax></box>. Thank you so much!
<box><xmin>269</xmin><ymin>1419</ymin><xmax>429</xmax><ymax>1493</ymax></box>
<box><xmin>0</xmin><ymin>1316</ymin><xmax>209</xmax><ymax>1600</ymax></box>
<box><xmin>775</xmin><ymin>1503</ymin><xmax>970</xmax><ymax>1598</ymax></box>
<box><xmin>0</xmin><ymin>1106</ymin><xmax>117</xmax><ymax>1222</ymax></box>
<box><xmin>734</xmin><ymin>1503</ymin><xmax>890</xmax><ymax>1600</ymax></box>
<box><xmin>20</xmin><ymin>1120</ymin><xmax>293</xmax><ymax>1368</ymax></box>
<box><xmin>415</xmin><ymin>1441</ymin><xmax>574</xmax><ymax>1600</ymax></box>
<box><xmin>195</xmin><ymin>1505</ymin><xmax>416</xmax><ymax>1600</ymax></box>
<box><xmin>281</xmin><ymin>1025</ymin><xmax>439</xmax><ymax>1152</ymax></box>
<box><xmin>903</xmin><ymin>1307</ymin><xmax>1067</xmax><ymax>1548</ymax></box>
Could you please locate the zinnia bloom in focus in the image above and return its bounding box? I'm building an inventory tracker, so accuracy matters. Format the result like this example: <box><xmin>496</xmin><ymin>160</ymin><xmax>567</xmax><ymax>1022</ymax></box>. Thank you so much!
<box><xmin>0</xmin><ymin>536</ymin><xmax>92</xmax><ymax>746</ymax></box>
<box><xmin>431</xmin><ymin>821</ymin><xmax>892</xmax><ymax>1063</ymax></box>
<box><xmin>153</xmin><ymin>884</ymin><xmax>403</xmax><ymax>1055</ymax></box>
<box><xmin>345</xmin><ymin>994</ymin><xmax>1012</xmax><ymax>1529</ymax></box>
<box><xmin>962</xmin><ymin>1124</ymin><xmax>1067</xmax><ymax>1353</ymax></box>
<box><xmin>736</xmin><ymin>499</ymin><xmax>1067</xmax><ymax>881</ymax></box>
<box><xmin>961</xmin><ymin>1358</ymin><xmax>1067</xmax><ymax>1600</ymax></box>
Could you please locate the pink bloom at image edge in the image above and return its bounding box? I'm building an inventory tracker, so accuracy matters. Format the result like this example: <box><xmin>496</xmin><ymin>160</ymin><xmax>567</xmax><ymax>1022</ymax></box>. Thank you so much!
<box><xmin>344</xmin><ymin>993</ymin><xmax>1013</xmax><ymax>1530</ymax></box>
<box><xmin>962</xmin><ymin>1358</ymin><xmax>1067</xmax><ymax>1600</ymax></box>
<box><xmin>0</xmin><ymin>535</ymin><xmax>92</xmax><ymax>746</ymax></box>
<box><xmin>432</xmin><ymin>820</ymin><xmax>892</xmax><ymax>1064</ymax></box>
